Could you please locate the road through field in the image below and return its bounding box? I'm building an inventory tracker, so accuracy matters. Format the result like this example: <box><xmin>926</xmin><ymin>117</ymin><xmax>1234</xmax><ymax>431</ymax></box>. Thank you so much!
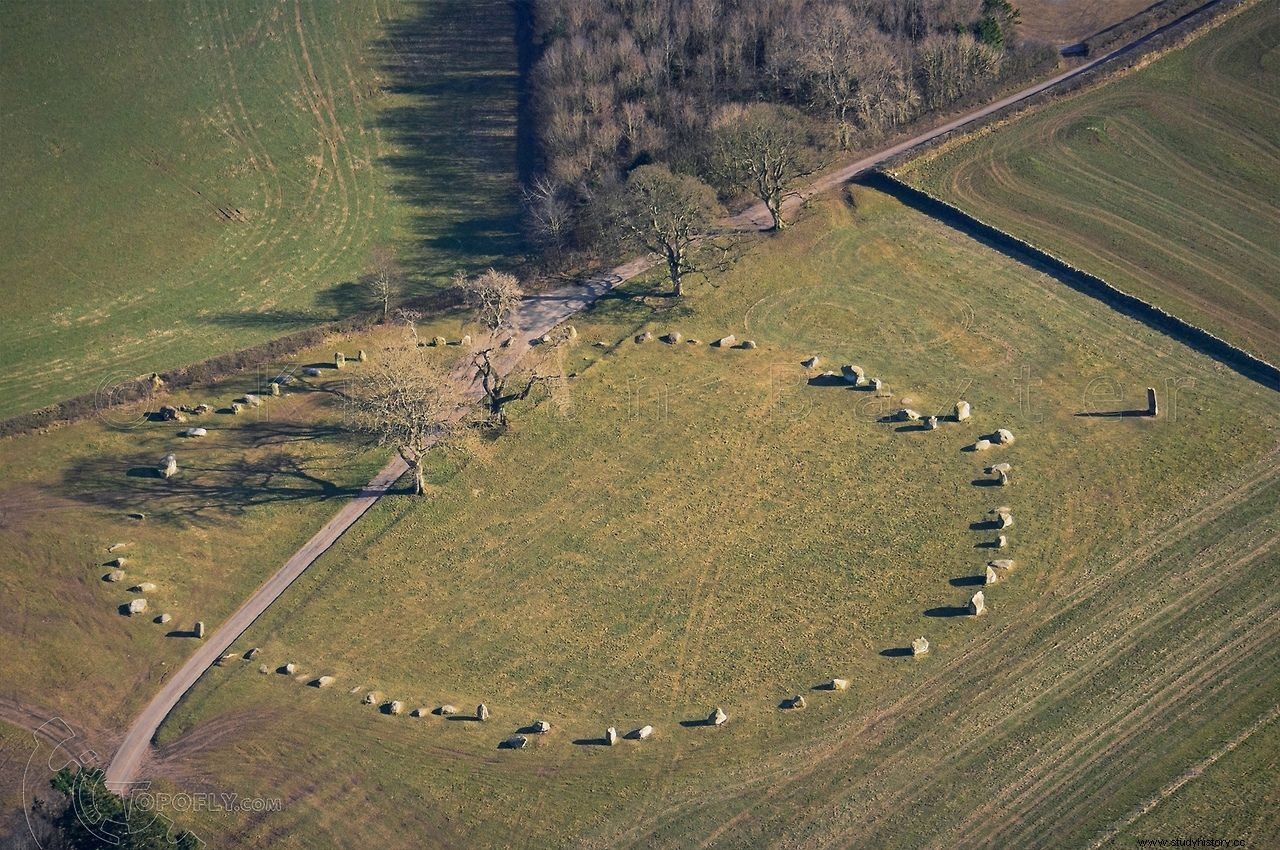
<box><xmin>103</xmin><ymin>0</ymin><xmax>1230</xmax><ymax>793</ymax></box>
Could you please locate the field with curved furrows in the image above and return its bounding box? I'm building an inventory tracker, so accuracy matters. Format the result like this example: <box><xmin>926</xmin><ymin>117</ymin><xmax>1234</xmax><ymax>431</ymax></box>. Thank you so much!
<box><xmin>148</xmin><ymin>191</ymin><xmax>1279</xmax><ymax>849</ymax></box>
<box><xmin>902</xmin><ymin>0</ymin><xmax>1280</xmax><ymax>365</ymax></box>
<box><xmin>0</xmin><ymin>0</ymin><xmax>518</xmax><ymax>419</ymax></box>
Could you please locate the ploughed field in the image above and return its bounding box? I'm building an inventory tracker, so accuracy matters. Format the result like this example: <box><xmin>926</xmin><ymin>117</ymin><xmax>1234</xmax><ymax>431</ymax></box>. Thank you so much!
<box><xmin>146</xmin><ymin>190</ymin><xmax>1279</xmax><ymax>848</ymax></box>
<box><xmin>0</xmin><ymin>0</ymin><xmax>518</xmax><ymax>419</ymax></box>
<box><xmin>900</xmin><ymin>1</ymin><xmax>1280</xmax><ymax>366</ymax></box>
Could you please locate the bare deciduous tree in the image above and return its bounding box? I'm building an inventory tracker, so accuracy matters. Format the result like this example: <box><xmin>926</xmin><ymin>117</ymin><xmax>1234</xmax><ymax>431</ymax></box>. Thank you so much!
<box><xmin>365</xmin><ymin>244</ymin><xmax>402</xmax><ymax>323</ymax></box>
<box><xmin>709</xmin><ymin>103</ymin><xmax>814</xmax><ymax>231</ymax></box>
<box><xmin>346</xmin><ymin>336</ymin><xmax>463</xmax><ymax>496</ymax></box>
<box><xmin>472</xmin><ymin>346</ymin><xmax>562</xmax><ymax>426</ymax></box>
<box><xmin>454</xmin><ymin>269</ymin><xmax>524</xmax><ymax>336</ymax></box>
<box><xmin>613</xmin><ymin>164</ymin><xmax>722</xmax><ymax>297</ymax></box>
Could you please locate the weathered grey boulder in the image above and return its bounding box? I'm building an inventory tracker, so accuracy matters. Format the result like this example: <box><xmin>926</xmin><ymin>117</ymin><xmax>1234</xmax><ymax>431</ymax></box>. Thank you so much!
<box><xmin>106</xmin><ymin>570</ymin><xmax>125</xmax><ymax>583</ymax></box>
<box><xmin>989</xmin><ymin>559</ymin><xmax>1016</xmax><ymax>571</ymax></box>
<box><xmin>897</xmin><ymin>408</ymin><xmax>922</xmax><ymax>422</ymax></box>
<box><xmin>388</xmin><ymin>701</ymin><xmax>405</xmax><ymax>715</ymax></box>
<box><xmin>362</xmin><ymin>692</ymin><xmax>377</xmax><ymax>705</ymax></box>
<box><xmin>477</xmin><ymin>703</ymin><xmax>490</xmax><ymax>722</ymax></box>
<box><xmin>841</xmin><ymin>364</ymin><xmax>865</xmax><ymax>384</ymax></box>
<box><xmin>284</xmin><ymin>663</ymin><xmax>298</xmax><ymax>675</ymax></box>
<box><xmin>334</xmin><ymin>352</ymin><xmax>345</xmax><ymax>370</ymax></box>
<box><xmin>503</xmin><ymin>735</ymin><xmax>529</xmax><ymax>749</ymax></box>
<box><xmin>438</xmin><ymin>704</ymin><xmax>458</xmax><ymax>716</ymax></box>
<box><xmin>314</xmin><ymin>676</ymin><xmax>335</xmax><ymax>688</ymax></box>
<box><xmin>713</xmin><ymin>335</ymin><xmax>737</xmax><ymax>348</ymax></box>
<box><xmin>782</xmin><ymin>695</ymin><xmax>806</xmax><ymax>710</ymax></box>
<box><xmin>107</xmin><ymin>556</ymin><xmax>128</xmax><ymax>568</ymax></box>
<box><xmin>160</xmin><ymin>454</ymin><xmax>178</xmax><ymax>479</ymax></box>
<box><xmin>194</xmin><ymin>621</ymin><xmax>206</xmax><ymax>638</ymax></box>
<box><xmin>432</xmin><ymin>336</ymin><xmax>447</xmax><ymax>347</ymax></box>
<box><xmin>127</xmin><ymin>598</ymin><xmax>148</xmax><ymax>615</ymax></box>
<box><xmin>242</xmin><ymin>394</ymin><xmax>262</xmax><ymax>407</ymax></box>
<box><xmin>828</xmin><ymin>678</ymin><xmax>850</xmax><ymax>691</ymax></box>
<box><xmin>532</xmin><ymin>719</ymin><xmax>551</xmax><ymax>733</ymax></box>
<box><xmin>635</xmin><ymin>331</ymin><xmax>653</xmax><ymax>344</ymax></box>
<box><xmin>969</xmin><ymin>591</ymin><xmax>987</xmax><ymax>616</ymax></box>
<box><xmin>912</xmin><ymin>636</ymin><xmax>929</xmax><ymax>656</ymax></box>
<box><xmin>995</xmin><ymin>428</ymin><xmax>1015</xmax><ymax>445</ymax></box>
<box><xmin>130</xmin><ymin>582</ymin><xmax>157</xmax><ymax>593</ymax></box>
<box><xmin>955</xmin><ymin>401</ymin><xmax>971</xmax><ymax>421</ymax></box>
<box><xmin>539</xmin><ymin>333</ymin><xmax>552</xmax><ymax>344</ymax></box>
<box><xmin>605</xmin><ymin>726</ymin><xmax>619</xmax><ymax>746</ymax></box>
<box><xmin>566</xmin><ymin>326</ymin><xmax>578</xmax><ymax>340</ymax></box>
<box><xmin>270</xmin><ymin>382</ymin><xmax>281</xmax><ymax>397</ymax></box>
<box><xmin>709</xmin><ymin>707</ymin><xmax>728</xmax><ymax>726</ymax></box>
<box><xmin>986</xmin><ymin>462</ymin><xmax>1012</xmax><ymax>474</ymax></box>
<box><xmin>985</xmin><ymin>566</ymin><xmax>999</xmax><ymax>585</ymax></box>
<box><xmin>926</xmin><ymin>416</ymin><xmax>939</xmax><ymax>430</ymax></box>
<box><xmin>156</xmin><ymin>613</ymin><xmax>172</xmax><ymax>624</ymax></box>
<box><xmin>258</xmin><ymin>664</ymin><xmax>270</xmax><ymax>674</ymax></box>
<box><xmin>661</xmin><ymin>331</ymin><xmax>683</xmax><ymax>344</ymax></box>
<box><xmin>358</xmin><ymin>349</ymin><xmax>369</xmax><ymax>362</ymax></box>
<box><xmin>973</xmin><ymin>439</ymin><xmax>992</xmax><ymax>452</ymax></box>
<box><xmin>178</xmin><ymin>427</ymin><xmax>207</xmax><ymax>438</ymax></box>
<box><xmin>740</xmin><ymin>339</ymin><xmax>758</xmax><ymax>349</ymax></box>
<box><xmin>801</xmin><ymin>355</ymin><xmax>820</xmax><ymax>369</ymax></box>
<box><xmin>633</xmin><ymin>725</ymin><xmax>654</xmax><ymax>740</ymax></box>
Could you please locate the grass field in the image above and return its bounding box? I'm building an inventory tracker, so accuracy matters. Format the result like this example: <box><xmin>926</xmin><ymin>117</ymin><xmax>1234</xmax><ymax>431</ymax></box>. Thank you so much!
<box><xmin>900</xmin><ymin>0</ymin><xmax>1280</xmax><ymax>366</ymax></box>
<box><xmin>1015</xmin><ymin>0</ymin><xmax>1159</xmax><ymax>45</ymax></box>
<box><xmin>0</xmin><ymin>0</ymin><xmax>518</xmax><ymax>419</ymax></box>
<box><xmin>136</xmin><ymin>188</ymin><xmax>1280</xmax><ymax>848</ymax></box>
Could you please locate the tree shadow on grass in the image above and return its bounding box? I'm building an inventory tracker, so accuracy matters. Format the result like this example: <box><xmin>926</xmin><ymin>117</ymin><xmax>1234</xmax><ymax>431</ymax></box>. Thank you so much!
<box><xmin>58</xmin><ymin>421</ymin><xmax>361</xmax><ymax>525</ymax></box>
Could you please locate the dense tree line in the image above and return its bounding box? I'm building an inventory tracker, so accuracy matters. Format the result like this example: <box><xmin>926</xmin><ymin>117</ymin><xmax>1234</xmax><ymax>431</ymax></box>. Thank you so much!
<box><xmin>523</xmin><ymin>0</ymin><xmax>1051</xmax><ymax>263</ymax></box>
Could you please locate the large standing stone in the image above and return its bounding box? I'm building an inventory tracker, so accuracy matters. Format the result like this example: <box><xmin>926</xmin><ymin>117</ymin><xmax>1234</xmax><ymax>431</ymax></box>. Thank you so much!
<box><xmin>801</xmin><ymin>356</ymin><xmax>820</xmax><ymax>369</ymax></box>
<box><xmin>270</xmin><ymin>382</ymin><xmax>281</xmax><ymax>397</ymax></box>
<box><xmin>131</xmin><ymin>582</ymin><xmax>157</xmax><ymax>593</ymax></box>
<box><xmin>160</xmin><ymin>454</ymin><xmax>178</xmax><ymax>479</ymax></box>
<box><xmin>828</xmin><ymin>678</ymin><xmax>850</xmax><ymax>691</ymax></box>
<box><xmin>634</xmin><ymin>725</ymin><xmax>654</xmax><ymax>740</ymax></box>
<box><xmin>242</xmin><ymin>394</ymin><xmax>262</xmax><ymax>407</ymax></box>
<box><xmin>157</xmin><ymin>613</ymin><xmax>172</xmax><ymax>624</ymax></box>
<box><xmin>782</xmin><ymin>695</ymin><xmax>806</xmax><ymax>710</ymax></box>
<box><xmin>870</xmin><ymin>378</ymin><xmax>885</xmax><ymax>394</ymax></box>
<box><xmin>194</xmin><ymin>621</ymin><xmax>206</xmax><ymax>638</ymax></box>
<box><xmin>897</xmin><ymin>408</ymin><xmax>922</xmax><ymax>422</ymax></box>
<box><xmin>661</xmin><ymin>331</ymin><xmax>683</xmax><ymax>344</ymax></box>
<box><xmin>713</xmin><ymin>335</ymin><xmax>737</xmax><ymax>348</ymax></box>
<box><xmin>432</xmin><ymin>336</ymin><xmax>447</xmax><ymax>347</ymax></box>
<box><xmin>284</xmin><ymin>663</ymin><xmax>298</xmax><ymax>675</ymax></box>
<box><xmin>388</xmin><ymin>701</ymin><xmax>405</xmax><ymax>715</ymax></box>
<box><xmin>973</xmin><ymin>439</ymin><xmax>992</xmax><ymax>451</ymax></box>
<box><xmin>605</xmin><ymin>726</ymin><xmax>619</xmax><ymax>746</ymax></box>
<box><xmin>1147</xmin><ymin>387</ymin><xmax>1159</xmax><ymax>416</ymax></box>
<box><xmin>106</xmin><ymin>569</ymin><xmax>126</xmax><ymax>583</ymax></box>
<box><xmin>996</xmin><ymin>534</ymin><xmax>1008</xmax><ymax>548</ymax></box>
<box><xmin>995</xmin><ymin>428</ymin><xmax>1015</xmax><ymax>445</ymax></box>
<box><xmin>314</xmin><ymin>676</ymin><xmax>335</xmax><ymax>688</ymax></box>
<box><xmin>969</xmin><ymin>591</ymin><xmax>987</xmax><ymax>616</ymax></box>
<box><xmin>635</xmin><ymin>331</ymin><xmax>654</xmax><ymax>344</ymax></box>
<box><xmin>532</xmin><ymin>720</ymin><xmax>552</xmax><ymax>733</ymax></box>
<box><xmin>911</xmin><ymin>636</ymin><xmax>929</xmax><ymax>656</ymax></box>
<box><xmin>841</xmin><ymin>365</ymin><xmax>865</xmax><ymax>385</ymax></box>
<box><xmin>438</xmin><ymin>704</ymin><xmax>458</xmax><ymax>716</ymax></box>
<box><xmin>477</xmin><ymin>703</ymin><xmax>490</xmax><ymax>722</ymax></box>
<box><xmin>357</xmin><ymin>349</ymin><xmax>368</xmax><ymax>362</ymax></box>
<box><xmin>503</xmin><ymin>735</ymin><xmax>529</xmax><ymax>749</ymax></box>
<box><xmin>926</xmin><ymin>416</ymin><xmax>939</xmax><ymax>430</ymax></box>
<box><xmin>709</xmin><ymin>707</ymin><xmax>728</xmax><ymax>726</ymax></box>
<box><xmin>740</xmin><ymin>339</ymin><xmax>758</xmax><ymax>349</ymax></box>
<box><xmin>985</xmin><ymin>566</ymin><xmax>1000</xmax><ymax>585</ymax></box>
<box><xmin>955</xmin><ymin>401</ymin><xmax>972</xmax><ymax>422</ymax></box>
<box><xmin>127</xmin><ymin>598</ymin><xmax>148</xmax><ymax>615</ymax></box>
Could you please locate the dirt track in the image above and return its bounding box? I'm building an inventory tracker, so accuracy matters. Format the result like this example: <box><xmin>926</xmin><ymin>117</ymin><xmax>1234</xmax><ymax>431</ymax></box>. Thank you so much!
<box><xmin>103</xmin><ymin>4</ymin><xmax>1230</xmax><ymax>794</ymax></box>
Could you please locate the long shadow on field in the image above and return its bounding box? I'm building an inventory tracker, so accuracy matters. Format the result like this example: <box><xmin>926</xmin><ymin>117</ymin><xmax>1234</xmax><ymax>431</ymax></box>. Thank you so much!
<box><xmin>858</xmin><ymin>171</ymin><xmax>1280</xmax><ymax>393</ymax></box>
<box><xmin>58</xmin><ymin>421</ymin><xmax>359</xmax><ymax>524</ymax></box>
<box><xmin>371</xmin><ymin>0</ymin><xmax>523</xmax><ymax>293</ymax></box>
<box><xmin>923</xmin><ymin>605</ymin><xmax>971</xmax><ymax>618</ymax></box>
<box><xmin>879</xmin><ymin>647</ymin><xmax>914</xmax><ymax>658</ymax></box>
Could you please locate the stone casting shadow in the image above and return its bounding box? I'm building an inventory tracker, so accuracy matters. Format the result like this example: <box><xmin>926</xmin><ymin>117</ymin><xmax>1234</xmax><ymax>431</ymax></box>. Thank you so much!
<box><xmin>879</xmin><ymin>647</ymin><xmax>914</xmax><ymax>658</ymax></box>
<box><xmin>949</xmin><ymin>575</ymin><xmax>986</xmax><ymax>587</ymax></box>
<box><xmin>924</xmin><ymin>605</ymin><xmax>971</xmax><ymax>618</ymax></box>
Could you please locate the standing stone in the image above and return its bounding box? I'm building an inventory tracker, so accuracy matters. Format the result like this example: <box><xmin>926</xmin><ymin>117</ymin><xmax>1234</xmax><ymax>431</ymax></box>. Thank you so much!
<box><xmin>996</xmin><ymin>534</ymin><xmax>1008</xmax><ymax>549</ymax></box>
<box><xmin>841</xmin><ymin>365</ymin><xmax>865</xmax><ymax>385</ymax></box>
<box><xmin>148</xmin><ymin>373</ymin><xmax>165</xmax><ymax>392</ymax></box>
<box><xmin>969</xmin><ymin>591</ymin><xmax>987</xmax><ymax>616</ymax></box>
<box><xmin>661</xmin><ymin>331</ymin><xmax>683</xmax><ymax>345</ymax></box>
<box><xmin>477</xmin><ymin>703</ymin><xmax>490</xmax><ymax>722</ymax></box>
<box><xmin>801</xmin><ymin>356</ymin><xmax>820</xmax><ymax>369</ymax></box>
<box><xmin>106</xmin><ymin>569</ymin><xmax>126</xmax><ymax>583</ymax></box>
<box><xmin>284</xmin><ymin>663</ymin><xmax>298</xmax><ymax>675</ymax></box>
<box><xmin>438</xmin><ymin>704</ymin><xmax>458</xmax><ymax>716</ymax></box>
<box><xmin>334</xmin><ymin>352</ymin><xmax>345</xmax><ymax>370</ymax></box>
<box><xmin>635</xmin><ymin>725</ymin><xmax>654</xmax><ymax>740</ymax></box>
<box><xmin>160</xmin><ymin>454</ymin><xmax>178</xmax><ymax>479</ymax></box>
<box><xmin>179</xmin><ymin>426</ymin><xmax>207</xmax><ymax>438</ymax></box>
<box><xmin>997</xmin><ymin>510</ymin><xmax>1014</xmax><ymax>529</ymax></box>
<box><xmin>107</xmin><ymin>556</ymin><xmax>128</xmax><ymax>568</ymax></box>
<box><xmin>131</xmin><ymin>582</ymin><xmax>157</xmax><ymax>593</ymax></box>
<box><xmin>243</xmin><ymin>393</ymin><xmax>262</xmax><ymax>407</ymax></box>
<box><xmin>157</xmin><ymin>613</ymin><xmax>172</xmax><ymax>624</ymax></box>
<box><xmin>635</xmin><ymin>331</ymin><xmax>654</xmax><ymax>344</ymax></box>
<box><xmin>258</xmin><ymin>664</ymin><xmax>270</xmax><ymax>674</ymax></box>
<box><xmin>989</xmin><ymin>559</ymin><xmax>1016</xmax><ymax>571</ymax></box>
<box><xmin>955</xmin><ymin>401</ymin><xmax>972</xmax><ymax>422</ymax></box>
<box><xmin>995</xmin><ymin>428</ymin><xmax>1015</xmax><ymax>445</ymax></box>
<box><xmin>270</xmin><ymin>382</ymin><xmax>281</xmax><ymax>397</ymax></box>
<box><xmin>1147</xmin><ymin>387</ymin><xmax>1158</xmax><ymax>416</ymax></box>
<box><xmin>459</xmin><ymin>335</ymin><xmax>471</xmax><ymax>348</ymax></box>
<box><xmin>362</xmin><ymin>692</ymin><xmax>378</xmax><ymax>705</ymax></box>
<box><xmin>388</xmin><ymin>701</ymin><xmax>405</xmax><ymax>715</ymax></box>
<box><xmin>127</xmin><ymin>598</ymin><xmax>148</xmax><ymax>615</ymax></box>
<box><xmin>432</xmin><ymin>336</ymin><xmax>447</xmax><ymax>347</ymax></box>
<box><xmin>996</xmin><ymin>470</ymin><xmax>1009</xmax><ymax>486</ymax></box>
<box><xmin>709</xmin><ymin>707</ymin><xmax>728</xmax><ymax>726</ymax></box>
<box><xmin>532</xmin><ymin>720</ymin><xmax>552</xmax><ymax>733</ymax></box>
<box><xmin>782</xmin><ymin>695</ymin><xmax>806</xmax><ymax>710</ymax></box>
<box><xmin>605</xmin><ymin>726</ymin><xmax>619</xmax><ymax>746</ymax></box>
<box><xmin>911</xmin><ymin>636</ymin><xmax>930</xmax><ymax>656</ymax></box>
<box><xmin>741</xmin><ymin>339</ymin><xmax>758</xmax><ymax>349</ymax></box>
<box><xmin>898</xmin><ymin>408</ymin><xmax>922</xmax><ymax>422</ymax></box>
<box><xmin>230</xmin><ymin>401</ymin><xmax>244</xmax><ymax>415</ymax></box>
<box><xmin>713</xmin><ymin>335</ymin><xmax>737</xmax><ymax>348</ymax></box>
<box><xmin>194</xmin><ymin>621</ymin><xmax>206</xmax><ymax>638</ymax></box>
<box><xmin>926</xmin><ymin>416</ymin><xmax>939</xmax><ymax>430</ymax></box>
<box><xmin>973</xmin><ymin>439</ymin><xmax>992</xmax><ymax>451</ymax></box>
<box><xmin>246</xmin><ymin>647</ymin><xmax>261</xmax><ymax>659</ymax></box>
<box><xmin>870</xmin><ymin>378</ymin><xmax>885</xmax><ymax>394</ymax></box>
<box><xmin>828</xmin><ymin>678</ymin><xmax>850</xmax><ymax>691</ymax></box>
<box><xmin>357</xmin><ymin>349</ymin><xmax>368</xmax><ymax>362</ymax></box>
<box><xmin>985</xmin><ymin>565</ymin><xmax>1000</xmax><ymax>585</ymax></box>
<box><xmin>566</xmin><ymin>325</ymin><xmax>579</xmax><ymax>340</ymax></box>
<box><xmin>315</xmin><ymin>676</ymin><xmax>335</xmax><ymax>688</ymax></box>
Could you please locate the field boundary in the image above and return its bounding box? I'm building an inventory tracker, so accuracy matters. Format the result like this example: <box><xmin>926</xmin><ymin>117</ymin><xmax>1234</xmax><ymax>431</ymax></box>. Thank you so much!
<box><xmin>861</xmin><ymin>171</ymin><xmax>1280</xmax><ymax>392</ymax></box>
<box><xmin>880</xmin><ymin>0</ymin><xmax>1253</xmax><ymax>174</ymax></box>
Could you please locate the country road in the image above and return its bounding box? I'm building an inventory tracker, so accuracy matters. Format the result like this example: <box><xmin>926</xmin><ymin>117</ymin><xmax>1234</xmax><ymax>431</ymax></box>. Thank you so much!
<box><xmin>103</xmin><ymin>0</ymin><xmax>1225</xmax><ymax>793</ymax></box>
